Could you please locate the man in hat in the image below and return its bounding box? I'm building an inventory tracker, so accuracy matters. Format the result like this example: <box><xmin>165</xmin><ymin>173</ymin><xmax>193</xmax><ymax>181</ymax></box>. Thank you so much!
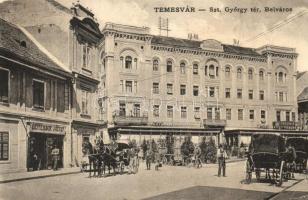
<box><xmin>51</xmin><ymin>145</ymin><xmax>60</xmax><ymax>170</ymax></box>
<box><xmin>217</xmin><ymin>144</ymin><xmax>228</xmax><ymax>177</ymax></box>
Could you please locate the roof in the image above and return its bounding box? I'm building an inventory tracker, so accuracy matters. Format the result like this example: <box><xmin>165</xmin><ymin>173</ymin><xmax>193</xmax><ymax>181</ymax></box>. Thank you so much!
<box><xmin>151</xmin><ymin>35</ymin><xmax>263</xmax><ymax>57</ymax></box>
<box><xmin>0</xmin><ymin>18</ymin><xmax>71</xmax><ymax>77</ymax></box>
<box><xmin>297</xmin><ymin>71</ymin><xmax>306</xmax><ymax>80</ymax></box>
<box><xmin>298</xmin><ymin>87</ymin><xmax>308</xmax><ymax>102</ymax></box>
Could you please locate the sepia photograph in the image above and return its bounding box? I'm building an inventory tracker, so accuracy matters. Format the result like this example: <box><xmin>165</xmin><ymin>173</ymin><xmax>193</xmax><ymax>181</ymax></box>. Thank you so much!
<box><xmin>0</xmin><ymin>0</ymin><xmax>308</xmax><ymax>199</ymax></box>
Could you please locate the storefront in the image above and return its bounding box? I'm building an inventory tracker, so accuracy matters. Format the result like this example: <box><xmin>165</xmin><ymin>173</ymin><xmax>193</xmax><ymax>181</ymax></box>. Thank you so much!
<box><xmin>27</xmin><ymin>122</ymin><xmax>66</xmax><ymax>171</ymax></box>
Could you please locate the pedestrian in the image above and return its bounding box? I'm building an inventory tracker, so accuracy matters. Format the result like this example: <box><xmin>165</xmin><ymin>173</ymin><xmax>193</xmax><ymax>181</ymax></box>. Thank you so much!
<box><xmin>217</xmin><ymin>144</ymin><xmax>227</xmax><ymax>177</ymax></box>
<box><xmin>194</xmin><ymin>145</ymin><xmax>202</xmax><ymax>168</ymax></box>
<box><xmin>51</xmin><ymin>145</ymin><xmax>60</xmax><ymax>171</ymax></box>
<box><xmin>128</xmin><ymin>147</ymin><xmax>136</xmax><ymax>174</ymax></box>
<box><xmin>145</xmin><ymin>149</ymin><xmax>152</xmax><ymax>170</ymax></box>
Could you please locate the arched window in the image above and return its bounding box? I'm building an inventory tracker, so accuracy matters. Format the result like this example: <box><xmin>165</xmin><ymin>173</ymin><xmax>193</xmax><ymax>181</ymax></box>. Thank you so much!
<box><xmin>278</xmin><ymin>72</ymin><xmax>284</xmax><ymax>82</ymax></box>
<box><xmin>125</xmin><ymin>56</ymin><xmax>132</xmax><ymax>69</ymax></box>
<box><xmin>193</xmin><ymin>63</ymin><xmax>198</xmax><ymax>75</ymax></box>
<box><xmin>180</xmin><ymin>62</ymin><xmax>186</xmax><ymax>74</ymax></box>
<box><xmin>216</xmin><ymin>67</ymin><xmax>219</xmax><ymax>77</ymax></box>
<box><xmin>237</xmin><ymin>68</ymin><xmax>242</xmax><ymax>79</ymax></box>
<box><xmin>153</xmin><ymin>59</ymin><xmax>159</xmax><ymax>71</ymax></box>
<box><xmin>167</xmin><ymin>60</ymin><xmax>173</xmax><ymax>72</ymax></box>
<box><xmin>225</xmin><ymin>66</ymin><xmax>230</xmax><ymax>77</ymax></box>
<box><xmin>209</xmin><ymin>65</ymin><xmax>215</xmax><ymax>79</ymax></box>
<box><xmin>205</xmin><ymin>65</ymin><xmax>208</xmax><ymax>76</ymax></box>
<box><xmin>120</xmin><ymin>56</ymin><xmax>124</xmax><ymax>68</ymax></box>
<box><xmin>259</xmin><ymin>70</ymin><xmax>264</xmax><ymax>80</ymax></box>
<box><xmin>248</xmin><ymin>69</ymin><xmax>253</xmax><ymax>80</ymax></box>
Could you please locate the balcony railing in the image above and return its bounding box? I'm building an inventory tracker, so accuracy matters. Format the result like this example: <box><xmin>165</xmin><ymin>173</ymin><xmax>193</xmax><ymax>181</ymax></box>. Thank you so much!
<box><xmin>113</xmin><ymin>115</ymin><xmax>148</xmax><ymax>126</ymax></box>
<box><xmin>203</xmin><ymin>119</ymin><xmax>226</xmax><ymax>127</ymax></box>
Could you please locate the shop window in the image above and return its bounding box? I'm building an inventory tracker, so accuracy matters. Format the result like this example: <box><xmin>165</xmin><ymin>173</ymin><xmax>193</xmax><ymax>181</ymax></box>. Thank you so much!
<box><xmin>238</xmin><ymin>109</ymin><xmax>243</xmax><ymax>120</ymax></box>
<box><xmin>33</xmin><ymin>80</ymin><xmax>45</xmax><ymax>110</ymax></box>
<box><xmin>226</xmin><ymin>108</ymin><xmax>231</xmax><ymax>120</ymax></box>
<box><xmin>125</xmin><ymin>56</ymin><xmax>132</xmax><ymax>69</ymax></box>
<box><xmin>193</xmin><ymin>86</ymin><xmax>199</xmax><ymax>96</ymax></box>
<box><xmin>166</xmin><ymin>60</ymin><xmax>172</xmax><ymax>72</ymax></box>
<box><xmin>180</xmin><ymin>84</ymin><xmax>186</xmax><ymax>95</ymax></box>
<box><xmin>180</xmin><ymin>62</ymin><xmax>186</xmax><ymax>74</ymax></box>
<box><xmin>167</xmin><ymin>106</ymin><xmax>173</xmax><ymax>118</ymax></box>
<box><xmin>181</xmin><ymin>106</ymin><xmax>187</xmax><ymax>118</ymax></box>
<box><xmin>0</xmin><ymin>69</ymin><xmax>9</xmax><ymax>103</ymax></box>
<box><xmin>0</xmin><ymin>132</ymin><xmax>9</xmax><ymax>161</ymax></box>
<box><xmin>153</xmin><ymin>59</ymin><xmax>159</xmax><ymax>71</ymax></box>
<box><xmin>119</xmin><ymin>103</ymin><xmax>126</xmax><ymax>116</ymax></box>
<box><xmin>153</xmin><ymin>105</ymin><xmax>159</xmax><ymax>117</ymax></box>
<box><xmin>193</xmin><ymin>64</ymin><xmax>198</xmax><ymax>75</ymax></box>
<box><xmin>153</xmin><ymin>82</ymin><xmax>159</xmax><ymax>94</ymax></box>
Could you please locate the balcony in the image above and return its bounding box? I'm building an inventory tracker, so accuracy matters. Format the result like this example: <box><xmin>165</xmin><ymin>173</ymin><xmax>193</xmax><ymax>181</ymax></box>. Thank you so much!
<box><xmin>113</xmin><ymin>115</ymin><xmax>148</xmax><ymax>126</ymax></box>
<box><xmin>203</xmin><ymin>119</ymin><xmax>226</xmax><ymax>127</ymax></box>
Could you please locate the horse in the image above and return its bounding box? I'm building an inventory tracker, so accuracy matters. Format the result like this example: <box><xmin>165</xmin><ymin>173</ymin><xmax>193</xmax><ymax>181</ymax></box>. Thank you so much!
<box><xmin>101</xmin><ymin>146</ymin><xmax>118</xmax><ymax>176</ymax></box>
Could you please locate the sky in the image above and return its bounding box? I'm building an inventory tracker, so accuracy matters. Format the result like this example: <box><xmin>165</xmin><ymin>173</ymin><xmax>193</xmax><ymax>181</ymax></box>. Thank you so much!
<box><xmin>1</xmin><ymin>0</ymin><xmax>308</xmax><ymax>71</ymax></box>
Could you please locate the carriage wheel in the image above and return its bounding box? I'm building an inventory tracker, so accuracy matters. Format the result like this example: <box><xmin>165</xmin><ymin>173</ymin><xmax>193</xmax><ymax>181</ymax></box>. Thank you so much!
<box><xmin>275</xmin><ymin>161</ymin><xmax>285</xmax><ymax>187</ymax></box>
<box><xmin>245</xmin><ymin>161</ymin><xmax>252</xmax><ymax>184</ymax></box>
<box><xmin>255</xmin><ymin>169</ymin><xmax>261</xmax><ymax>182</ymax></box>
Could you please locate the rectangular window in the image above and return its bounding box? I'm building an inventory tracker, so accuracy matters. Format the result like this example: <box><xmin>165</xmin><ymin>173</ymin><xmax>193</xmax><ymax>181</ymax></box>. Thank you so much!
<box><xmin>225</xmin><ymin>88</ymin><xmax>231</xmax><ymax>98</ymax></box>
<box><xmin>167</xmin><ymin>83</ymin><xmax>173</xmax><ymax>95</ymax></box>
<box><xmin>259</xmin><ymin>90</ymin><xmax>264</xmax><ymax>100</ymax></box>
<box><xmin>0</xmin><ymin>69</ymin><xmax>9</xmax><ymax>103</ymax></box>
<box><xmin>207</xmin><ymin>107</ymin><xmax>213</xmax><ymax>120</ymax></box>
<box><xmin>226</xmin><ymin>108</ymin><xmax>231</xmax><ymax>120</ymax></box>
<box><xmin>261</xmin><ymin>110</ymin><xmax>266</xmax><ymax>119</ymax></box>
<box><xmin>194</xmin><ymin>107</ymin><xmax>200</xmax><ymax>119</ymax></box>
<box><xmin>248</xmin><ymin>90</ymin><xmax>253</xmax><ymax>100</ymax></box>
<box><xmin>120</xmin><ymin>80</ymin><xmax>124</xmax><ymax>92</ymax></box>
<box><xmin>81</xmin><ymin>90</ymin><xmax>89</xmax><ymax>115</ymax></box>
<box><xmin>167</xmin><ymin>106</ymin><xmax>173</xmax><ymax>118</ymax></box>
<box><xmin>237</xmin><ymin>89</ymin><xmax>242</xmax><ymax>99</ymax></box>
<box><xmin>125</xmin><ymin>81</ymin><xmax>133</xmax><ymax>93</ymax></box>
<box><xmin>276</xmin><ymin>111</ymin><xmax>281</xmax><ymax>122</ymax></box>
<box><xmin>193</xmin><ymin>86</ymin><xmax>199</xmax><ymax>96</ymax></box>
<box><xmin>279</xmin><ymin>92</ymin><xmax>283</xmax><ymax>102</ymax></box>
<box><xmin>119</xmin><ymin>103</ymin><xmax>126</xmax><ymax>116</ymax></box>
<box><xmin>249</xmin><ymin>110</ymin><xmax>254</xmax><ymax>120</ymax></box>
<box><xmin>193</xmin><ymin>64</ymin><xmax>198</xmax><ymax>75</ymax></box>
<box><xmin>238</xmin><ymin>109</ymin><xmax>243</xmax><ymax>120</ymax></box>
<box><xmin>209</xmin><ymin>87</ymin><xmax>215</xmax><ymax>97</ymax></box>
<box><xmin>0</xmin><ymin>132</ymin><xmax>9</xmax><ymax>160</ymax></box>
<box><xmin>133</xmin><ymin>104</ymin><xmax>140</xmax><ymax>117</ymax></box>
<box><xmin>153</xmin><ymin>105</ymin><xmax>159</xmax><ymax>117</ymax></box>
<box><xmin>215</xmin><ymin>108</ymin><xmax>220</xmax><ymax>120</ymax></box>
<box><xmin>286</xmin><ymin>111</ymin><xmax>290</xmax><ymax>122</ymax></box>
<box><xmin>57</xmin><ymin>81</ymin><xmax>65</xmax><ymax>113</ymax></box>
<box><xmin>153</xmin><ymin>83</ymin><xmax>159</xmax><ymax>94</ymax></box>
<box><xmin>33</xmin><ymin>80</ymin><xmax>45</xmax><ymax>109</ymax></box>
<box><xmin>82</xmin><ymin>44</ymin><xmax>90</xmax><ymax>68</ymax></box>
<box><xmin>181</xmin><ymin>106</ymin><xmax>187</xmax><ymax>118</ymax></box>
<box><xmin>180</xmin><ymin>85</ymin><xmax>186</xmax><ymax>95</ymax></box>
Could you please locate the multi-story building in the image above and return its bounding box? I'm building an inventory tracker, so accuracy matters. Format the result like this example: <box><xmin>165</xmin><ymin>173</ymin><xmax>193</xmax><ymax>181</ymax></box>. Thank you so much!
<box><xmin>99</xmin><ymin>23</ymin><xmax>298</xmax><ymax>146</ymax></box>
<box><xmin>0</xmin><ymin>18</ymin><xmax>72</xmax><ymax>173</ymax></box>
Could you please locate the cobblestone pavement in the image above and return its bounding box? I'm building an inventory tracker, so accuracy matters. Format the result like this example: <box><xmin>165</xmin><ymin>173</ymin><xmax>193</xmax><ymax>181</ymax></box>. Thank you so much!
<box><xmin>0</xmin><ymin>161</ymin><xmax>307</xmax><ymax>200</ymax></box>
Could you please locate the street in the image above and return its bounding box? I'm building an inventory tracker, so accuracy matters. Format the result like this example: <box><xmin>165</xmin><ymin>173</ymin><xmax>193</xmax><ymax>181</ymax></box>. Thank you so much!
<box><xmin>0</xmin><ymin>161</ymin><xmax>307</xmax><ymax>200</ymax></box>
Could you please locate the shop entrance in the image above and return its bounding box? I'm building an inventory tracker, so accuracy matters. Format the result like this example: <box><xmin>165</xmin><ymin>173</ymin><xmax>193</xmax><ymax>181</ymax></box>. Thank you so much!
<box><xmin>27</xmin><ymin>133</ymin><xmax>63</xmax><ymax>171</ymax></box>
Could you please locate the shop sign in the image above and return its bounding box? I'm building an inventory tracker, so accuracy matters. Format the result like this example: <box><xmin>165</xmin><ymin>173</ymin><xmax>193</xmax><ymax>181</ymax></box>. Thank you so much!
<box><xmin>273</xmin><ymin>121</ymin><xmax>298</xmax><ymax>130</ymax></box>
<box><xmin>30</xmin><ymin>122</ymin><xmax>66</xmax><ymax>134</ymax></box>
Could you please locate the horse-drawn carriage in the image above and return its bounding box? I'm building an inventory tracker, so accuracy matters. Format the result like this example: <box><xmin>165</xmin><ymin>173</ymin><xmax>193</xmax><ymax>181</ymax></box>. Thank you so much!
<box><xmin>245</xmin><ymin>133</ymin><xmax>295</xmax><ymax>186</ymax></box>
<box><xmin>286</xmin><ymin>137</ymin><xmax>308</xmax><ymax>173</ymax></box>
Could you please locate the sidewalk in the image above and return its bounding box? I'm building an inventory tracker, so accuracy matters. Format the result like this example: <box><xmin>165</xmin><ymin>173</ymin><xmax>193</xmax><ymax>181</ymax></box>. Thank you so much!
<box><xmin>0</xmin><ymin>167</ymin><xmax>81</xmax><ymax>184</ymax></box>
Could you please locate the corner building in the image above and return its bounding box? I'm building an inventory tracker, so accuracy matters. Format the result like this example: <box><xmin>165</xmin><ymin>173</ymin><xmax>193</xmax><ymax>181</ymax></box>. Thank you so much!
<box><xmin>99</xmin><ymin>23</ymin><xmax>298</xmax><ymax>145</ymax></box>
